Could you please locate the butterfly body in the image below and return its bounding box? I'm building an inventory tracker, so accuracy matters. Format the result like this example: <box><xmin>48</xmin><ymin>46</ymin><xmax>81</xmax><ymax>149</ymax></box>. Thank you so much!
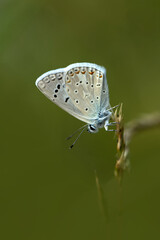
<box><xmin>36</xmin><ymin>63</ymin><xmax>111</xmax><ymax>133</ymax></box>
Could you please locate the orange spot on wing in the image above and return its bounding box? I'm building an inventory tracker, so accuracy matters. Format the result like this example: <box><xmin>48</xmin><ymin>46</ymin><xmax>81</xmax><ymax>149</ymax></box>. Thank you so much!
<box><xmin>89</xmin><ymin>71</ymin><xmax>94</xmax><ymax>75</ymax></box>
<box><xmin>66</xmin><ymin>79</ymin><xmax>71</xmax><ymax>83</ymax></box>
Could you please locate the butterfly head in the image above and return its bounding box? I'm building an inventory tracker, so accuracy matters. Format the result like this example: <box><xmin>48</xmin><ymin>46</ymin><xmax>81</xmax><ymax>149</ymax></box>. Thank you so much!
<box><xmin>88</xmin><ymin>109</ymin><xmax>112</xmax><ymax>133</ymax></box>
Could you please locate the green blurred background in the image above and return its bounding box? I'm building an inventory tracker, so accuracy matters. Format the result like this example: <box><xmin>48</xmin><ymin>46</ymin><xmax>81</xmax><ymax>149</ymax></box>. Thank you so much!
<box><xmin>1</xmin><ymin>0</ymin><xmax>160</xmax><ymax>239</ymax></box>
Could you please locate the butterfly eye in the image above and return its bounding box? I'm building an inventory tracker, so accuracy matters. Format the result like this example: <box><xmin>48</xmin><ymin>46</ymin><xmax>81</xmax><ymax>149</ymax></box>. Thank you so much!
<box><xmin>81</xmin><ymin>67</ymin><xmax>86</xmax><ymax>74</ymax></box>
<box><xmin>96</xmin><ymin>83</ymin><xmax>101</xmax><ymax>87</ymax></box>
<box><xmin>90</xmin><ymin>100</ymin><xmax>94</xmax><ymax>104</ymax></box>
<box><xmin>85</xmin><ymin>108</ymin><xmax>89</xmax><ymax>111</ymax></box>
<box><xmin>44</xmin><ymin>77</ymin><xmax>50</xmax><ymax>83</ymax></box>
<box><xmin>74</xmin><ymin>68</ymin><xmax>80</xmax><ymax>74</ymax></box>
<box><xmin>103</xmin><ymin>90</ymin><xmax>106</xmax><ymax>93</ymax></box>
<box><xmin>74</xmin><ymin>90</ymin><xmax>78</xmax><ymax>94</ymax></box>
<box><xmin>38</xmin><ymin>80</ymin><xmax>46</xmax><ymax>89</ymax></box>
<box><xmin>56</xmin><ymin>73</ymin><xmax>63</xmax><ymax>80</ymax></box>
<box><xmin>88</xmin><ymin>68</ymin><xmax>95</xmax><ymax>75</ymax></box>
<box><xmin>91</xmin><ymin>84</ymin><xmax>94</xmax><ymax>88</ymax></box>
<box><xmin>75</xmin><ymin>99</ymin><xmax>79</xmax><ymax>104</ymax></box>
<box><xmin>88</xmin><ymin>125</ymin><xmax>98</xmax><ymax>133</ymax></box>
<box><xmin>50</xmin><ymin>74</ymin><xmax>56</xmax><ymax>81</ymax></box>
<box><xmin>68</xmin><ymin>70</ymin><xmax>74</xmax><ymax>76</ymax></box>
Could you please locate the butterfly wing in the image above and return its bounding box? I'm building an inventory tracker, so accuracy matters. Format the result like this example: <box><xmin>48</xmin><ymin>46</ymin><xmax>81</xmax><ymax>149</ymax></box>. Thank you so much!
<box><xmin>35</xmin><ymin>63</ymin><xmax>110</xmax><ymax>124</ymax></box>
<box><xmin>99</xmin><ymin>68</ymin><xmax>110</xmax><ymax>110</ymax></box>
<box><xmin>65</xmin><ymin>63</ymin><xmax>110</xmax><ymax>118</ymax></box>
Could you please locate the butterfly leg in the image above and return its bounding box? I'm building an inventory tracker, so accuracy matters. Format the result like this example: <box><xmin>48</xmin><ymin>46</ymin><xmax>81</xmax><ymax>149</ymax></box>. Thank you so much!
<box><xmin>104</xmin><ymin>121</ymin><xmax>117</xmax><ymax>131</ymax></box>
<box><xmin>107</xmin><ymin>129</ymin><xmax>117</xmax><ymax>132</ymax></box>
<box><xmin>107</xmin><ymin>121</ymin><xmax>118</xmax><ymax>126</ymax></box>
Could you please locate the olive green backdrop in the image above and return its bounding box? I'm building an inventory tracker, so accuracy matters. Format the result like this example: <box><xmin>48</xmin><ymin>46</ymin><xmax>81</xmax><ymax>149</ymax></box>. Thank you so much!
<box><xmin>1</xmin><ymin>0</ymin><xmax>160</xmax><ymax>239</ymax></box>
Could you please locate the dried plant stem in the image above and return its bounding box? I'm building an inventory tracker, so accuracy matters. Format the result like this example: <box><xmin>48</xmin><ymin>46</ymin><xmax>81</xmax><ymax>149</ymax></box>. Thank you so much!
<box><xmin>95</xmin><ymin>171</ymin><xmax>112</xmax><ymax>239</ymax></box>
<box><xmin>95</xmin><ymin>107</ymin><xmax>160</xmax><ymax>222</ymax></box>
<box><xmin>95</xmin><ymin>171</ymin><xmax>109</xmax><ymax>220</ymax></box>
<box><xmin>114</xmin><ymin>105</ymin><xmax>160</xmax><ymax>182</ymax></box>
<box><xmin>125</xmin><ymin>112</ymin><xmax>160</xmax><ymax>140</ymax></box>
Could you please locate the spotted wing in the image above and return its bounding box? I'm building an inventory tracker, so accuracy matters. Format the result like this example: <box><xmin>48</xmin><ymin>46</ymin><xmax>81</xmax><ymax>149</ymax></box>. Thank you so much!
<box><xmin>35</xmin><ymin>63</ymin><xmax>109</xmax><ymax>124</ymax></box>
<box><xmin>64</xmin><ymin>63</ymin><xmax>110</xmax><ymax>120</ymax></box>
<box><xmin>35</xmin><ymin>69</ymin><xmax>88</xmax><ymax>122</ymax></box>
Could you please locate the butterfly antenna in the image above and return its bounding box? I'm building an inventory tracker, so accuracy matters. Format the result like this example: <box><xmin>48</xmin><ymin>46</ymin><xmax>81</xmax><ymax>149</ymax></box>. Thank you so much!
<box><xmin>69</xmin><ymin>126</ymin><xmax>87</xmax><ymax>149</ymax></box>
<box><xmin>66</xmin><ymin>124</ymin><xmax>88</xmax><ymax>140</ymax></box>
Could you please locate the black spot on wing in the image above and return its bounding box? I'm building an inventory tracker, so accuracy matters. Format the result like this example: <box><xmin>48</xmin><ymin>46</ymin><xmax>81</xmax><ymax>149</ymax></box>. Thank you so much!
<box><xmin>65</xmin><ymin>97</ymin><xmax>69</xmax><ymax>103</ymax></box>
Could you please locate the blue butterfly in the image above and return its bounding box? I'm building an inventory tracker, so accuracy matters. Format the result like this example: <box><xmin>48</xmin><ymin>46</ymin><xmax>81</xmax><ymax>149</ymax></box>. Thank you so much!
<box><xmin>36</xmin><ymin>63</ymin><xmax>116</xmax><ymax>147</ymax></box>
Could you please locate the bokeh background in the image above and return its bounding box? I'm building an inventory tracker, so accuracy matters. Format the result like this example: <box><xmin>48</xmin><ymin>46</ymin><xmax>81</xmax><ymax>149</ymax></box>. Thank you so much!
<box><xmin>1</xmin><ymin>0</ymin><xmax>160</xmax><ymax>239</ymax></box>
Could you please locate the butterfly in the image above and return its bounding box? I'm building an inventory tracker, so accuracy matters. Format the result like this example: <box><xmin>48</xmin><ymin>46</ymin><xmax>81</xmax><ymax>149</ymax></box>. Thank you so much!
<box><xmin>35</xmin><ymin>63</ymin><xmax>115</xmax><ymax>146</ymax></box>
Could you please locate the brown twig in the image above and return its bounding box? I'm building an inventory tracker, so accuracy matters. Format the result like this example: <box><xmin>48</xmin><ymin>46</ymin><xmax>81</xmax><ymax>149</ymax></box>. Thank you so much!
<box><xmin>95</xmin><ymin>106</ymin><xmax>160</xmax><ymax>220</ymax></box>
<box><xmin>113</xmin><ymin>104</ymin><xmax>160</xmax><ymax>182</ymax></box>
